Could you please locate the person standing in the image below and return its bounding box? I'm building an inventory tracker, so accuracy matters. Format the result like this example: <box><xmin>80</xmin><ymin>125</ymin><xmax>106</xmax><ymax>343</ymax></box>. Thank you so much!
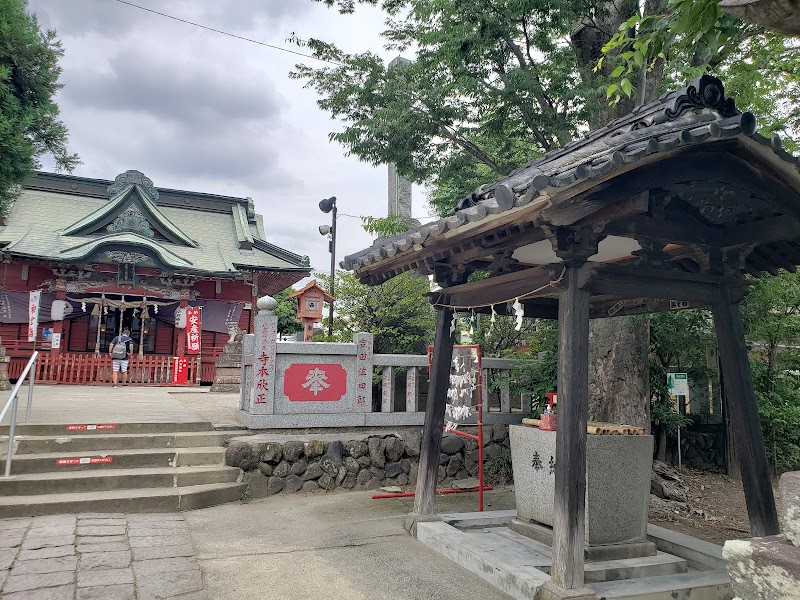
<box><xmin>109</xmin><ymin>327</ymin><xmax>134</xmax><ymax>388</ymax></box>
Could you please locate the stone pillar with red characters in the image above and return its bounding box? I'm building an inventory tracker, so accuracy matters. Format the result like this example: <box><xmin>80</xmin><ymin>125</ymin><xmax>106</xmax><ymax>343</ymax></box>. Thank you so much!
<box><xmin>247</xmin><ymin>294</ymin><xmax>278</xmax><ymax>418</ymax></box>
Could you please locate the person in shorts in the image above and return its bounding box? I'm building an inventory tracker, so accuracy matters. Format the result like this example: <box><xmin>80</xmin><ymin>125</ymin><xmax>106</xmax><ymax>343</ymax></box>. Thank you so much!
<box><xmin>109</xmin><ymin>328</ymin><xmax>134</xmax><ymax>388</ymax></box>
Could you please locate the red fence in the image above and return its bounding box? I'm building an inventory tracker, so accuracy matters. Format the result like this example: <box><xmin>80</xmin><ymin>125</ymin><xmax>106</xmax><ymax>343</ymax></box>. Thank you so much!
<box><xmin>8</xmin><ymin>353</ymin><xmax>205</xmax><ymax>386</ymax></box>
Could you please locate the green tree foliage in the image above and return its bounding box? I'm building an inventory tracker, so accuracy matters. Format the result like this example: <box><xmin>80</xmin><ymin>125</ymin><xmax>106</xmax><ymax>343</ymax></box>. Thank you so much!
<box><xmin>291</xmin><ymin>0</ymin><xmax>604</xmax><ymax>215</ymax></box>
<box><xmin>0</xmin><ymin>0</ymin><xmax>78</xmax><ymax>213</ymax></box>
<box><xmin>741</xmin><ymin>270</ymin><xmax>800</xmax><ymax>391</ymax></box>
<box><xmin>316</xmin><ymin>270</ymin><xmax>435</xmax><ymax>354</ymax></box>
<box><xmin>273</xmin><ymin>288</ymin><xmax>303</xmax><ymax>336</ymax></box>
<box><xmin>740</xmin><ymin>270</ymin><xmax>800</xmax><ymax>471</ymax></box>
<box><xmin>601</xmin><ymin>0</ymin><xmax>800</xmax><ymax>149</ymax></box>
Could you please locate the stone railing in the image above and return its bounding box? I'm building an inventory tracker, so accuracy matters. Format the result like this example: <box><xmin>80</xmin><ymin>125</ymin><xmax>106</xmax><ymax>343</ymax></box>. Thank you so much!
<box><xmin>238</xmin><ymin>296</ymin><xmax>531</xmax><ymax>430</ymax></box>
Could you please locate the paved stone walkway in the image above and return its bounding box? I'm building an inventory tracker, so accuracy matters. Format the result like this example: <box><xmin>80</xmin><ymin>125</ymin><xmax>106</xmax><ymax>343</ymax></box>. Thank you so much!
<box><xmin>0</xmin><ymin>513</ymin><xmax>206</xmax><ymax>599</ymax></box>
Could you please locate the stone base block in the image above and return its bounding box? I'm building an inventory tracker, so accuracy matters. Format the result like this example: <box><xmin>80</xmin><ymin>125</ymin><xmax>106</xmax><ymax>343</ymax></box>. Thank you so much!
<box><xmin>536</xmin><ymin>582</ymin><xmax>597</xmax><ymax>600</ymax></box>
<box><xmin>510</xmin><ymin>425</ymin><xmax>653</xmax><ymax>546</ymax></box>
<box><xmin>509</xmin><ymin>519</ymin><xmax>657</xmax><ymax>561</ymax></box>
<box><xmin>723</xmin><ymin>535</ymin><xmax>800</xmax><ymax>600</ymax></box>
<box><xmin>779</xmin><ymin>471</ymin><xmax>800</xmax><ymax>547</ymax></box>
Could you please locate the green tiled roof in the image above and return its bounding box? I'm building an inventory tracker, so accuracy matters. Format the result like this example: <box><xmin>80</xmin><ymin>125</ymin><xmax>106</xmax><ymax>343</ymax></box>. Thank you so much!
<box><xmin>0</xmin><ymin>171</ymin><xmax>311</xmax><ymax>277</ymax></box>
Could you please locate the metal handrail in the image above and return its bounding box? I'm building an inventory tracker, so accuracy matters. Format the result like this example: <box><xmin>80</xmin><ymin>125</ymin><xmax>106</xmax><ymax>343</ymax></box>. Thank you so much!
<box><xmin>1</xmin><ymin>351</ymin><xmax>38</xmax><ymax>478</ymax></box>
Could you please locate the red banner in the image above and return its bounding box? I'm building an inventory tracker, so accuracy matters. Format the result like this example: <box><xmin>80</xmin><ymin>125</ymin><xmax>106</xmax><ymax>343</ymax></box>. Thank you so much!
<box><xmin>185</xmin><ymin>307</ymin><xmax>201</xmax><ymax>355</ymax></box>
<box><xmin>284</xmin><ymin>363</ymin><xmax>347</xmax><ymax>402</ymax></box>
<box><xmin>171</xmin><ymin>356</ymin><xmax>189</xmax><ymax>384</ymax></box>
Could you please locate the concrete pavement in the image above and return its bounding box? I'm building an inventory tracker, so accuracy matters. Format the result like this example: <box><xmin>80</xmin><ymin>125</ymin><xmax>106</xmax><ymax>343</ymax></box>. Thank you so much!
<box><xmin>185</xmin><ymin>487</ymin><xmax>517</xmax><ymax>600</ymax></box>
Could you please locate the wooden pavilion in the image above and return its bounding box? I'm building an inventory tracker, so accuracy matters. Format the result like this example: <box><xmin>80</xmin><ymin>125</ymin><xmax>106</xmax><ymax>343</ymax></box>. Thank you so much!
<box><xmin>342</xmin><ymin>75</ymin><xmax>792</xmax><ymax>594</ymax></box>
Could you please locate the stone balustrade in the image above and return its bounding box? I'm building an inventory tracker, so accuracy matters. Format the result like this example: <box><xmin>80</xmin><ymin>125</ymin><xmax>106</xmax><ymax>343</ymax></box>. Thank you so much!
<box><xmin>238</xmin><ymin>295</ymin><xmax>532</xmax><ymax>430</ymax></box>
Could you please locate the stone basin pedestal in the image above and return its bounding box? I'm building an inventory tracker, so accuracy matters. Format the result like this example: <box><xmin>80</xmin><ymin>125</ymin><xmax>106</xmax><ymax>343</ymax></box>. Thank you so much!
<box><xmin>509</xmin><ymin>424</ymin><xmax>655</xmax><ymax>558</ymax></box>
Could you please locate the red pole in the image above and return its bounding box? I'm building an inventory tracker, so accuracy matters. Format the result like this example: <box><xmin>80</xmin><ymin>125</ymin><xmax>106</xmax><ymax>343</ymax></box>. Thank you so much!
<box><xmin>477</xmin><ymin>356</ymin><xmax>484</xmax><ymax>512</ymax></box>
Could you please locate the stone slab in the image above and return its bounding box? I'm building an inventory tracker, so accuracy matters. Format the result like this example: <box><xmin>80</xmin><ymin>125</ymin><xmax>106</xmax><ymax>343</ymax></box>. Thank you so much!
<box><xmin>586</xmin><ymin>570</ymin><xmax>731</xmax><ymax>600</ymax></box>
<box><xmin>77</xmin><ymin>583</ymin><xmax>135</xmax><ymax>600</ymax></box>
<box><xmin>131</xmin><ymin>543</ymin><xmax>196</xmax><ymax>561</ymax></box>
<box><xmin>723</xmin><ymin>536</ymin><xmax>800</xmax><ymax>600</ymax></box>
<box><xmin>17</xmin><ymin>546</ymin><xmax>74</xmax><ymax>560</ymax></box>
<box><xmin>509</xmin><ymin>425</ymin><xmax>653</xmax><ymax>545</ymax></box>
<box><xmin>416</xmin><ymin>521</ymin><xmax>550</xmax><ymax>600</ymax></box>
<box><xmin>79</xmin><ymin>550</ymin><xmax>132</xmax><ymax>570</ymax></box>
<box><xmin>438</xmin><ymin>509</ymin><xmax>517</xmax><ymax>528</ymax></box>
<box><xmin>3</xmin><ymin>583</ymin><xmax>75</xmax><ymax>600</ymax></box>
<box><xmin>77</xmin><ymin>567</ymin><xmax>134</xmax><ymax>587</ymax></box>
<box><xmin>3</xmin><ymin>570</ymin><xmax>75</xmax><ymax>593</ymax></box>
<box><xmin>646</xmin><ymin>524</ymin><xmax>726</xmax><ymax>570</ymax></box>
<box><xmin>12</xmin><ymin>555</ymin><xmax>77</xmax><ymax>575</ymax></box>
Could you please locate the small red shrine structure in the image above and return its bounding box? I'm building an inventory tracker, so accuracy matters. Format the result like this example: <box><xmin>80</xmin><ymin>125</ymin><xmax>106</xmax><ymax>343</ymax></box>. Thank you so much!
<box><xmin>0</xmin><ymin>170</ymin><xmax>311</xmax><ymax>384</ymax></box>
<box><xmin>287</xmin><ymin>280</ymin><xmax>333</xmax><ymax>341</ymax></box>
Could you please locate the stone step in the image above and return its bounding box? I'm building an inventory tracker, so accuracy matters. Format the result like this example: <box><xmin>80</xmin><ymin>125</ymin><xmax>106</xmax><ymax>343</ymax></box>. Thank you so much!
<box><xmin>12</xmin><ymin>430</ymin><xmax>250</xmax><ymax>454</ymax></box>
<box><xmin>211</xmin><ymin>375</ymin><xmax>241</xmax><ymax>384</ymax></box>
<box><xmin>208</xmin><ymin>384</ymin><xmax>241</xmax><ymax>393</ymax></box>
<box><xmin>0</xmin><ymin>482</ymin><xmax>249</xmax><ymax>518</ymax></box>
<box><xmin>487</xmin><ymin>528</ymin><xmax>688</xmax><ymax>582</ymax></box>
<box><xmin>586</xmin><ymin>570</ymin><xmax>732</xmax><ymax>599</ymax></box>
<box><xmin>0</xmin><ymin>465</ymin><xmax>242</xmax><ymax>495</ymax></box>
<box><xmin>0</xmin><ymin>421</ymin><xmax>214</xmax><ymax>436</ymax></box>
<box><xmin>7</xmin><ymin>447</ymin><xmax>226</xmax><ymax>475</ymax></box>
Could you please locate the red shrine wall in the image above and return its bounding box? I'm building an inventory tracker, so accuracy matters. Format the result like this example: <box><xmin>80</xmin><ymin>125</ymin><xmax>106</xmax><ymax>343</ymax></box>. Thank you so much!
<box><xmin>0</xmin><ymin>260</ymin><xmax>257</xmax><ymax>382</ymax></box>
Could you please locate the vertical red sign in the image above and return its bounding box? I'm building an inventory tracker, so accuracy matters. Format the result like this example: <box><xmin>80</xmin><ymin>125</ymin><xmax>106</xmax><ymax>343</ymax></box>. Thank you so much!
<box><xmin>185</xmin><ymin>307</ymin><xmax>201</xmax><ymax>355</ymax></box>
<box><xmin>171</xmin><ymin>356</ymin><xmax>189</xmax><ymax>385</ymax></box>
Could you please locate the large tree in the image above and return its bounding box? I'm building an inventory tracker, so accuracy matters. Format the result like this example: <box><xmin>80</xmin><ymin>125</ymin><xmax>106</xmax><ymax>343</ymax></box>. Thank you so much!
<box><xmin>0</xmin><ymin>0</ymin><xmax>78</xmax><ymax>214</ymax></box>
<box><xmin>293</xmin><ymin>0</ymin><xmax>790</xmax><ymax>428</ymax></box>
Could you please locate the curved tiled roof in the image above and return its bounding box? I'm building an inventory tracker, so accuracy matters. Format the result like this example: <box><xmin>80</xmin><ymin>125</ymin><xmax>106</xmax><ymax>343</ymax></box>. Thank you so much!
<box><xmin>342</xmin><ymin>75</ymin><xmax>800</xmax><ymax>273</ymax></box>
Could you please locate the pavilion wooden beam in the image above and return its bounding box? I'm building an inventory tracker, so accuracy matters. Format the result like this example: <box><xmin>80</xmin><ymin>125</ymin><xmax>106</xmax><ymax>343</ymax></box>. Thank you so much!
<box><xmin>581</xmin><ymin>263</ymin><xmax>747</xmax><ymax>303</ymax></box>
<box><xmin>551</xmin><ymin>264</ymin><xmax>589</xmax><ymax>590</ymax></box>
<box><xmin>414</xmin><ymin>305</ymin><xmax>454</xmax><ymax>516</ymax></box>
<box><xmin>430</xmin><ymin>265</ymin><xmax>557</xmax><ymax>309</ymax></box>
<box><xmin>724</xmin><ymin>216</ymin><xmax>800</xmax><ymax>247</ymax></box>
<box><xmin>604</xmin><ymin>214</ymin><xmax>722</xmax><ymax>247</ymax></box>
<box><xmin>711</xmin><ymin>286</ymin><xmax>780</xmax><ymax>537</ymax></box>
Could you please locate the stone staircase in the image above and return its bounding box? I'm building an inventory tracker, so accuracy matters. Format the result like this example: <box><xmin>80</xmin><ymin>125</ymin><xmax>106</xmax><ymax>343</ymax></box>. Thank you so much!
<box><xmin>210</xmin><ymin>341</ymin><xmax>243</xmax><ymax>392</ymax></box>
<box><xmin>0</xmin><ymin>421</ymin><xmax>249</xmax><ymax>517</ymax></box>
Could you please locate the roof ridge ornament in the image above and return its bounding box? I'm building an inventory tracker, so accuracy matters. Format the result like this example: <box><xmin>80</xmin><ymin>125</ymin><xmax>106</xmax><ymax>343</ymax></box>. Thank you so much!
<box><xmin>107</xmin><ymin>170</ymin><xmax>159</xmax><ymax>201</ymax></box>
<box><xmin>655</xmin><ymin>75</ymin><xmax>738</xmax><ymax>126</ymax></box>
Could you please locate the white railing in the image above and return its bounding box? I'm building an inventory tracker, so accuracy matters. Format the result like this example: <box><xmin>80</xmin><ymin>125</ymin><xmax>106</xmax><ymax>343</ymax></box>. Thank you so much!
<box><xmin>1</xmin><ymin>351</ymin><xmax>38</xmax><ymax>477</ymax></box>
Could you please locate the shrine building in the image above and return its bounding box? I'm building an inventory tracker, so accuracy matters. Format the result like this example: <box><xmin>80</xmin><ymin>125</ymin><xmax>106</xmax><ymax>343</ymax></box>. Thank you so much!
<box><xmin>0</xmin><ymin>169</ymin><xmax>311</xmax><ymax>384</ymax></box>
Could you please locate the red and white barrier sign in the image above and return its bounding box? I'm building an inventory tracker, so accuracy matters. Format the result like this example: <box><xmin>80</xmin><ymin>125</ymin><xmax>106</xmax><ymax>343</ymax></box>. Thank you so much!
<box><xmin>56</xmin><ymin>456</ymin><xmax>113</xmax><ymax>466</ymax></box>
<box><xmin>27</xmin><ymin>291</ymin><xmax>41</xmax><ymax>342</ymax></box>
<box><xmin>185</xmin><ymin>307</ymin><xmax>201</xmax><ymax>355</ymax></box>
<box><xmin>171</xmin><ymin>356</ymin><xmax>189</xmax><ymax>385</ymax></box>
<box><xmin>65</xmin><ymin>424</ymin><xmax>117</xmax><ymax>431</ymax></box>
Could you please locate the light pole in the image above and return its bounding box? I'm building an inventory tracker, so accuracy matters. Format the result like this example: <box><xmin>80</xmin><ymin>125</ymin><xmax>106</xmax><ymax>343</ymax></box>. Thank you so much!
<box><xmin>318</xmin><ymin>196</ymin><xmax>337</xmax><ymax>338</ymax></box>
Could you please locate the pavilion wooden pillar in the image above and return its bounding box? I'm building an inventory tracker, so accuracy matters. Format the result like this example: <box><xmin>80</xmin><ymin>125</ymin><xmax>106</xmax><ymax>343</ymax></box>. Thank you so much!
<box><xmin>551</xmin><ymin>263</ymin><xmax>590</xmax><ymax>590</ymax></box>
<box><xmin>711</xmin><ymin>285</ymin><xmax>780</xmax><ymax>537</ymax></box>
<box><xmin>414</xmin><ymin>305</ymin><xmax>454</xmax><ymax>516</ymax></box>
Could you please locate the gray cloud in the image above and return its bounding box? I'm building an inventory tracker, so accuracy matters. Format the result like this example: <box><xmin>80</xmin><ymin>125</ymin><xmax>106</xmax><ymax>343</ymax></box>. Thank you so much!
<box><xmin>29</xmin><ymin>0</ymin><xmax>314</xmax><ymax>37</ymax></box>
<box><xmin>62</xmin><ymin>45</ymin><xmax>283</xmax><ymax>127</ymax></box>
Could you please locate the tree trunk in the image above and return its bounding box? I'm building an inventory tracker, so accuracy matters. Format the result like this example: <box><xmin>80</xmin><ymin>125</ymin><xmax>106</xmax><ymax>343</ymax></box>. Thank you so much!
<box><xmin>571</xmin><ymin>1</ymin><xmax>664</xmax><ymax>429</ymax></box>
<box><xmin>588</xmin><ymin>316</ymin><xmax>651</xmax><ymax>430</ymax></box>
<box><xmin>720</xmin><ymin>0</ymin><xmax>800</xmax><ymax>36</ymax></box>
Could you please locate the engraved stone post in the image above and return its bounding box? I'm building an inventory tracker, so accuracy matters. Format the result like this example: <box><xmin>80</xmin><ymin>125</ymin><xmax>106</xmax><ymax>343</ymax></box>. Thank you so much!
<box><xmin>247</xmin><ymin>295</ymin><xmax>278</xmax><ymax>425</ymax></box>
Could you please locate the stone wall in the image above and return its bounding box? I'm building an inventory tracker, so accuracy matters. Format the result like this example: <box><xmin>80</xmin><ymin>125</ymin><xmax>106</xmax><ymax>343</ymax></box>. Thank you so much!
<box><xmin>224</xmin><ymin>426</ymin><xmax>512</xmax><ymax>496</ymax></box>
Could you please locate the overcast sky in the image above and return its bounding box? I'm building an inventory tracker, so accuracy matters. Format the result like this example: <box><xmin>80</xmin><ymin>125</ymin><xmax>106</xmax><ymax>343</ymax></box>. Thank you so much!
<box><xmin>27</xmin><ymin>0</ymin><xmax>432</xmax><ymax>283</ymax></box>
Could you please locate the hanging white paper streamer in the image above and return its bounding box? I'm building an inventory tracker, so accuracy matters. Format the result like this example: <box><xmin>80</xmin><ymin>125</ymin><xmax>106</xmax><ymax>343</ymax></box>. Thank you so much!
<box><xmin>450</xmin><ymin>313</ymin><xmax>457</xmax><ymax>335</ymax></box>
<box><xmin>490</xmin><ymin>305</ymin><xmax>497</xmax><ymax>334</ymax></box>
<box><xmin>513</xmin><ymin>298</ymin><xmax>524</xmax><ymax>330</ymax></box>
